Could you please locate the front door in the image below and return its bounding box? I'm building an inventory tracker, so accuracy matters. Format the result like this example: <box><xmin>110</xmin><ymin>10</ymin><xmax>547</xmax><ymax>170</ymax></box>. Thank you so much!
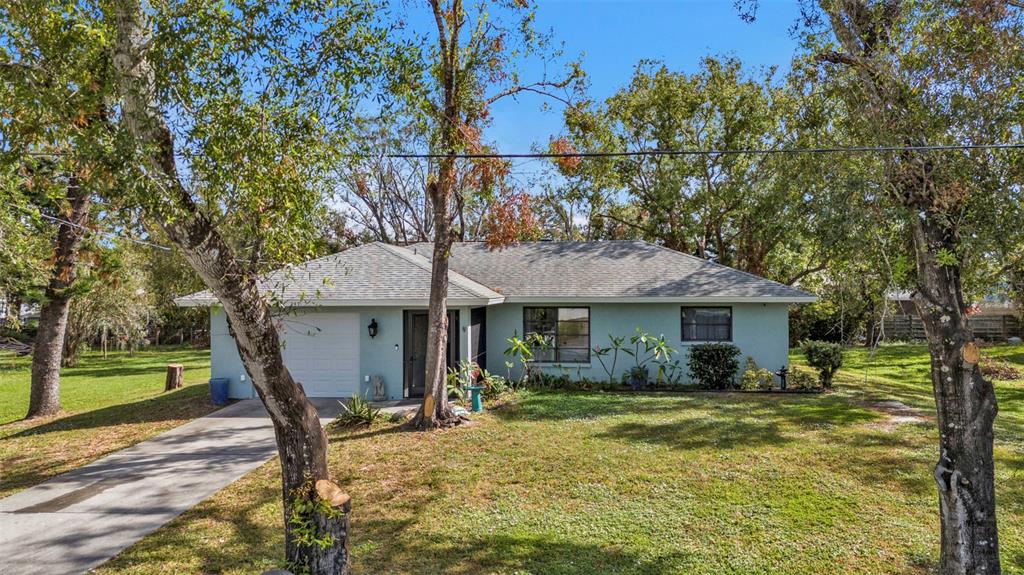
<box><xmin>404</xmin><ymin>310</ymin><xmax>460</xmax><ymax>398</ymax></box>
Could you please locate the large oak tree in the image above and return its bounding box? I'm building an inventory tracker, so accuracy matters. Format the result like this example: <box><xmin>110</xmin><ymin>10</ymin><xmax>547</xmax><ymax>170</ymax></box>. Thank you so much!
<box><xmin>792</xmin><ymin>1</ymin><xmax>1023</xmax><ymax>571</ymax></box>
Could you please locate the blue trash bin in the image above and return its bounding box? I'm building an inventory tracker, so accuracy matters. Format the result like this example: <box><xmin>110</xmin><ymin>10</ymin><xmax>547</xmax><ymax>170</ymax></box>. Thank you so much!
<box><xmin>209</xmin><ymin>377</ymin><xmax>230</xmax><ymax>406</ymax></box>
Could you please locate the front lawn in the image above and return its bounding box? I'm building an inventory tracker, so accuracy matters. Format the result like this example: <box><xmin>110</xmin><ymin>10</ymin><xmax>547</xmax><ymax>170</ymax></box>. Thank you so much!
<box><xmin>96</xmin><ymin>344</ymin><xmax>1024</xmax><ymax>574</ymax></box>
<box><xmin>0</xmin><ymin>347</ymin><xmax>216</xmax><ymax>498</ymax></box>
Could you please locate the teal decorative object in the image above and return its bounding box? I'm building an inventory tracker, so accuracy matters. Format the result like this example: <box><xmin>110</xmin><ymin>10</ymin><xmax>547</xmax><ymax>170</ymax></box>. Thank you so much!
<box><xmin>466</xmin><ymin>385</ymin><xmax>485</xmax><ymax>412</ymax></box>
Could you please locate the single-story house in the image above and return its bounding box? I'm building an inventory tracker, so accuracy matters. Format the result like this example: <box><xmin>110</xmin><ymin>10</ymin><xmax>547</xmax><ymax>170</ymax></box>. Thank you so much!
<box><xmin>176</xmin><ymin>240</ymin><xmax>815</xmax><ymax>400</ymax></box>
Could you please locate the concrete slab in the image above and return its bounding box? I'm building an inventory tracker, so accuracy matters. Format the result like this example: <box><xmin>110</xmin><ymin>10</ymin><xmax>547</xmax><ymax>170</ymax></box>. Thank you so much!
<box><xmin>0</xmin><ymin>398</ymin><xmax>344</xmax><ymax>575</ymax></box>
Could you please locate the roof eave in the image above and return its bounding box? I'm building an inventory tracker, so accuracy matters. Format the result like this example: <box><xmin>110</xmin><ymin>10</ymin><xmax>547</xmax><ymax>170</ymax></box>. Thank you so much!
<box><xmin>174</xmin><ymin>296</ymin><xmax>506</xmax><ymax>308</ymax></box>
<box><xmin>502</xmin><ymin>295</ymin><xmax>817</xmax><ymax>304</ymax></box>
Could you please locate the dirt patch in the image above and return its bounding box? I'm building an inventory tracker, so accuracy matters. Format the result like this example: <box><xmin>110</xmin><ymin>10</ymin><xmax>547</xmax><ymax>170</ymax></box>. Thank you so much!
<box><xmin>862</xmin><ymin>400</ymin><xmax>931</xmax><ymax>431</ymax></box>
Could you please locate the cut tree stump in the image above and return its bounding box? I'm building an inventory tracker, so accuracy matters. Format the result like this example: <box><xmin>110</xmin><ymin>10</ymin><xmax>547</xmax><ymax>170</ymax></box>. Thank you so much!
<box><xmin>165</xmin><ymin>364</ymin><xmax>184</xmax><ymax>391</ymax></box>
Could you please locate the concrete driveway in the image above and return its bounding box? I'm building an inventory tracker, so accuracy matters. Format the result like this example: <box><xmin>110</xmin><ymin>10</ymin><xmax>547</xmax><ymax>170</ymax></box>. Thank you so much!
<box><xmin>0</xmin><ymin>398</ymin><xmax>346</xmax><ymax>575</ymax></box>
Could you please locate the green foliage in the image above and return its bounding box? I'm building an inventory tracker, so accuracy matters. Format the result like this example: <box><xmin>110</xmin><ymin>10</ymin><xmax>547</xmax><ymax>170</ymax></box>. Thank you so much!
<box><xmin>333</xmin><ymin>395</ymin><xmax>382</xmax><ymax>428</ymax></box>
<box><xmin>478</xmin><ymin>369</ymin><xmax>510</xmax><ymax>399</ymax></box>
<box><xmin>64</xmin><ymin>243</ymin><xmax>158</xmax><ymax>365</ymax></box>
<box><xmin>592</xmin><ymin>334</ymin><xmax>627</xmax><ymax>380</ymax></box>
<box><xmin>445</xmin><ymin>369</ymin><xmax>462</xmax><ymax>401</ymax></box>
<box><xmin>503</xmin><ymin>331</ymin><xmax>551</xmax><ymax>387</ymax></box>
<box><xmin>800</xmin><ymin>341</ymin><xmax>844</xmax><ymax>388</ymax></box>
<box><xmin>288</xmin><ymin>480</ymin><xmax>346</xmax><ymax>574</ymax></box>
<box><xmin>935</xmin><ymin>248</ymin><xmax>959</xmax><ymax>268</ymax></box>
<box><xmin>594</xmin><ymin>329</ymin><xmax>681</xmax><ymax>386</ymax></box>
<box><xmin>687</xmin><ymin>343</ymin><xmax>741</xmax><ymax>389</ymax></box>
<box><xmin>740</xmin><ymin>357</ymin><xmax>775</xmax><ymax>391</ymax></box>
<box><xmin>787</xmin><ymin>367</ymin><xmax>819</xmax><ymax>391</ymax></box>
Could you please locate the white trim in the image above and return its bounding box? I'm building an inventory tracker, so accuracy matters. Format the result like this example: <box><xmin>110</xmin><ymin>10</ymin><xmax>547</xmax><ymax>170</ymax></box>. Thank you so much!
<box><xmin>504</xmin><ymin>295</ymin><xmax>816</xmax><ymax>304</ymax></box>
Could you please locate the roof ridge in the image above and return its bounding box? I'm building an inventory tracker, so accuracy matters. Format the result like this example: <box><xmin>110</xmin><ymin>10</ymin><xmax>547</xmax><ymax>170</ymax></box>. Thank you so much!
<box><xmin>375</xmin><ymin>242</ymin><xmax>502</xmax><ymax>299</ymax></box>
<box><xmin>642</xmin><ymin>241</ymin><xmax>813</xmax><ymax>297</ymax></box>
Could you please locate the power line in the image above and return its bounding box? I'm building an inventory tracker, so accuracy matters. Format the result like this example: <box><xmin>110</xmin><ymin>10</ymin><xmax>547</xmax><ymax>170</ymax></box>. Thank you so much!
<box><xmin>21</xmin><ymin>207</ymin><xmax>172</xmax><ymax>252</ymax></box>
<box><xmin>383</xmin><ymin>142</ymin><xmax>1024</xmax><ymax>160</ymax></box>
<box><xmin>25</xmin><ymin>142</ymin><xmax>1024</xmax><ymax>161</ymax></box>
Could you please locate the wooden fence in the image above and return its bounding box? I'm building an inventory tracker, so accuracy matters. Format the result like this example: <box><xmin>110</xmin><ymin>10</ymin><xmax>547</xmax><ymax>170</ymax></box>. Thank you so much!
<box><xmin>881</xmin><ymin>313</ymin><xmax>1023</xmax><ymax>342</ymax></box>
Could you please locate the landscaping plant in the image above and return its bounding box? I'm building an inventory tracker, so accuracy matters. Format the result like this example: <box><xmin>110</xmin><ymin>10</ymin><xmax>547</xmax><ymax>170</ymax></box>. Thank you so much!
<box><xmin>786</xmin><ymin>367</ymin><xmax>818</xmax><ymax>391</ymax></box>
<box><xmin>593</xmin><ymin>334</ymin><xmax>628</xmax><ymax>383</ymax></box>
<box><xmin>333</xmin><ymin>395</ymin><xmax>383</xmax><ymax>428</ymax></box>
<box><xmin>801</xmin><ymin>340</ymin><xmax>843</xmax><ymax>388</ymax></box>
<box><xmin>479</xmin><ymin>370</ymin><xmax>510</xmax><ymax>399</ymax></box>
<box><xmin>687</xmin><ymin>343</ymin><xmax>741</xmax><ymax>389</ymax></box>
<box><xmin>595</xmin><ymin>330</ymin><xmax>680</xmax><ymax>387</ymax></box>
<box><xmin>739</xmin><ymin>357</ymin><xmax>775</xmax><ymax>391</ymax></box>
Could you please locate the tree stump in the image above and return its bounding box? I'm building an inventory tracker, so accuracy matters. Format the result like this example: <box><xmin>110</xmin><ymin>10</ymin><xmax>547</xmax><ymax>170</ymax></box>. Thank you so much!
<box><xmin>165</xmin><ymin>364</ymin><xmax>184</xmax><ymax>391</ymax></box>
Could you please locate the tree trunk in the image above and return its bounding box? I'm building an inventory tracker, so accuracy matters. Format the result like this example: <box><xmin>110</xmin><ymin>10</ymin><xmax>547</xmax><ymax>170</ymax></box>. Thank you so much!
<box><xmin>413</xmin><ymin>180</ymin><xmax>461</xmax><ymax>429</ymax></box>
<box><xmin>911</xmin><ymin>216</ymin><xmax>1000</xmax><ymax>575</ymax></box>
<box><xmin>412</xmin><ymin>2</ymin><xmax>466</xmax><ymax>430</ymax></box>
<box><xmin>111</xmin><ymin>3</ymin><xmax>349</xmax><ymax>572</ymax></box>
<box><xmin>27</xmin><ymin>176</ymin><xmax>90</xmax><ymax>419</ymax></box>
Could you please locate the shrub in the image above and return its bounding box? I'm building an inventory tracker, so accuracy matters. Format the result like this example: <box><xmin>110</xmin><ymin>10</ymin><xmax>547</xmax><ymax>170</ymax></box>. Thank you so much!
<box><xmin>787</xmin><ymin>367</ymin><xmax>818</xmax><ymax>390</ymax></box>
<box><xmin>801</xmin><ymin>340</ymin><xmax>844</xmax><ymax>388</ymax></box>
<box><xmin>480</xmin><ymin>369</ymin><xmax>511</xmax><ymax>398</ymax></box>
<box><xmin>333</xmin><ymin>395</ymin><xmax>382</xmax><ymax>427</ymax></box>
<box><xmin>687</xmin><ymin>343</ymin><xmax>741</xmax><ymax>389</ymax></box>
<box><xmin>626</xmin><ymin>365</ymin><xmax>649</xmax><ymax>389</ymax></box>
<box><xmin>740</xmin><ymin>356</ymin><xmax>775</xmax><ymax>391</ymax></box>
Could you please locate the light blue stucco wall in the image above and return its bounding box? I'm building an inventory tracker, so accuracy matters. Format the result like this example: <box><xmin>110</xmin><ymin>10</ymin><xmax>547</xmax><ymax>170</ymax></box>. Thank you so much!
<box><xmin>484</xmin><ymin>302</ymin><xmax>791</xmax><ymax>384</ymax></box>
<box><xmin>210</xmin><ymin>307</ymin><xmax>252</xmax><ymax>398</ymax></box>
<box><xmin>210</xmin><ymin>305</ymin><xmax>475</xmax><ymax>400</ymax></box>
<box><xmin>210</xmin><ymin>301</ymin><xmax>789</xmax><ymax>397</ymax></box>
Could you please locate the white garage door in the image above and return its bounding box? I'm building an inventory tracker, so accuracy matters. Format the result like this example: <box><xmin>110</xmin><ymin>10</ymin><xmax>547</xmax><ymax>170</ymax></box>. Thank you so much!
<box><xmin>280</xmin><ymin>311</ymin><xmax>360</xmax><ymax>397</ymax></box>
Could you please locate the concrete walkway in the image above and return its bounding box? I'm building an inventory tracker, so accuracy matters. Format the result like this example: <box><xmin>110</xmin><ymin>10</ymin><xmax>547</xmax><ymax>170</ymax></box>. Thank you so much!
<box><xmin>0</xmin><ymin>398</ymin><xmax>369</xmax><ymax>575</ymax></box>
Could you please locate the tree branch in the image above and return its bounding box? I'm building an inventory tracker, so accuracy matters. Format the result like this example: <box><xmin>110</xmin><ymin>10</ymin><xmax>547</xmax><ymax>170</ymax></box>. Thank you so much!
<box><xmin>486</xmin><ymin>80</ymin><xmax>574</xmax><ymax>106</ymax></box>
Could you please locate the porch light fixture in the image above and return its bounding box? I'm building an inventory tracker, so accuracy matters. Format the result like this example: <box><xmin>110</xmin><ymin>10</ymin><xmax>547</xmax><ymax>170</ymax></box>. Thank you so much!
<box><xmin>367</xmin><ymin>318</ymin><xmax>379</xmax><ymax>338</ymax></box>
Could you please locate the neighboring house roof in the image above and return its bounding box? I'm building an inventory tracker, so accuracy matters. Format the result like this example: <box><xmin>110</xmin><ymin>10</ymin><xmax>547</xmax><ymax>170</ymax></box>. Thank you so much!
<box><xmin>177</xmin><ymin>240</ymin><xmax>815</xmax><ymax>307</ymax></box>
<box><xmin>175</xmin><ymin>242</ymin><xmax>504</xmax><ymax>307</ymax></box>
<box><xmin>409</xmin><ymin>240</ymin><xmax>815</xmax><ymax>303</ymax></box>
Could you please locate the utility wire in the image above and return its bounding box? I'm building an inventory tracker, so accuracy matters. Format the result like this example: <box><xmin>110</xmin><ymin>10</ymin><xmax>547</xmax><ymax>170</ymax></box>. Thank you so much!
<box><xmin>21</xmin><ymin>206</ymin><xmax>172</xmax><ymax>252</ymax></box>
<box><xmin>26</xmin><ymin>142</ymin><xmax>1024</xmax><ymax>160</ymax></box>
<box><xmin>383</xmin><ymin>142</ymin><xmax>1024</xmax><ymax>160</ymax></box>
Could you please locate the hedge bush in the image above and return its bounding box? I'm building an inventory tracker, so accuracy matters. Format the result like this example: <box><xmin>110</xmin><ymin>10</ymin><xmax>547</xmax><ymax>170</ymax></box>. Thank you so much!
<box><xmin>801</xmin><ymin>340</ymin><xmax>843</xmax><ymax>388</ymax></box>
<box><xmin>687</xmin><ymin>343</ymin><xmax>741</xmax><ymax>389</ymax></box>
<box><xmin>740</xmin><ymin>356</ymin><xmax>775</xmax><ymax>390</ymax></box>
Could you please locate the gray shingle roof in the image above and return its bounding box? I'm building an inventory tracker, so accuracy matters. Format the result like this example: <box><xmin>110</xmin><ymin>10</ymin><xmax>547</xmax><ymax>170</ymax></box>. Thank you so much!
<box><xmin>177</xmin><ymin>240</ymin><xmax>814</xmax><ymax>307</ymax></box>
<box><xmin>408</xmin><ymin>240</ymin><xmax>814</xmax><ymax>301</ymax></box>
<box><xmin>175</xmin><ymin>242</ymin><xmax>502</xmax><ymax>307</ymax></box>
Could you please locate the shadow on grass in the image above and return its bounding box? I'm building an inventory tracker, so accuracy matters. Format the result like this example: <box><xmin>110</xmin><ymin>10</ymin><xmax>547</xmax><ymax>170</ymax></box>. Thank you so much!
<box><xmin>3</xmin><ymin>385</ymin><xmax>213</xmax><ymax>439</ymax></box>
<box><xmin>356</xmin><ymin>529</ymin><xmax>695</xmax><ymax>575</ymax></box>
<box><xmin>490</xmin><ymin>391</ymin><xmax>695</xmax><ymax>422</ymax></box>
<box><xmin>597</xmin><ymin>416</ymin><xmax>787</xmax><ymax>450</ymax></box>
<box><xmin>326</xmin><ymin>422</ymin><xmax>411</xmax><ymax>443</ymax></box>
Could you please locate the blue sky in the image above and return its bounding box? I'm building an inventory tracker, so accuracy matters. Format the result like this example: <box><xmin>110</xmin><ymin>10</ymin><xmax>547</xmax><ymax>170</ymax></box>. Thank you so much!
<box><xmin>481</xmin><ymin>0</ymin><xmax>806</xmax><ymax>154</ymax></box>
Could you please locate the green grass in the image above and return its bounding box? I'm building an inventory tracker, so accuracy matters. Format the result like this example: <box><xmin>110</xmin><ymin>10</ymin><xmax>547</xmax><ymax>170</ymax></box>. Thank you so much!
<box><xmin>96</xmin><ymin>344</ymin><xmax>1024</xmax><ymax>574</ymax></box>
<box><xmin>0</xmin><ymin>347</ymin><xmax>215</xmax><ymax>497</ymax></box>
